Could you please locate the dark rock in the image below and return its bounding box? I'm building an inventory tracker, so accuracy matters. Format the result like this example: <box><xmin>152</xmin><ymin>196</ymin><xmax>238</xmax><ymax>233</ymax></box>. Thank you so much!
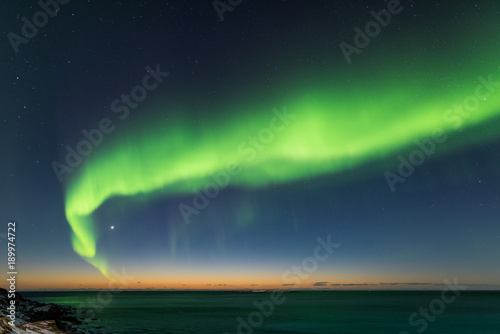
<box><xmin>0</xmin><ymin>317</ymin><xmax>13</xmax><ymax>333</ymax></box>
<box><xmin>0</xmin><ymin>288</ymin><xmax>86</xmax><ymax>334</ymax></box>
<box><xmin>0</xmin><ymin>288</ymin><xmax>24</xmax><ymax>306</ymax></box>
<box><xmin>18</xmin><ymin>319</ymin><xmax>68</xmax><ymax>333</ymax></box>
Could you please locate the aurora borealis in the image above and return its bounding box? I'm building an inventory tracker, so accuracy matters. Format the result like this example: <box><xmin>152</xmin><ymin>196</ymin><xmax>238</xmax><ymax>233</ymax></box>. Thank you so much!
<box><xmin>2</xmin><ymin>1</ymin><xmax>500</xmax><ymax>291</ymax></box>
<box><xmin>65</xmin><ymin>70</ymin><xmax>500</xmax><ymax>277</ymax></box>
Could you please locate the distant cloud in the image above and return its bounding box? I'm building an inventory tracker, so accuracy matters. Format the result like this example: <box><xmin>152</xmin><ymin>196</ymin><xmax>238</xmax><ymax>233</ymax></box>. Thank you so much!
<box><xmin>282</xmin><ymin>284</ymin><xmax>295</xmax><ymax>286</ymax></box>
<box><xmin>250</xmin><ymin>284</ymin><xmax>258</xmax><ymax>286</ymax></box>
<box><xmin>206</xmin><ymin>284</ymin><xmax>211</xmax><ymax>286</ymax></box>
<box><xmin>380</xmin><ymin>282</ymin><xmax>434</xmax><ymax>286</ymax></box>
<box><xmin>330</xmin><ymin>284</ymin><xmax>342</xmax><ymax>286</ymax></box>
<box><xmin>343</xmin><ymin>283</ymin><xmax>368</xmax><ymax>286</ymax></box>
<box><xmin>313</xmin><ymin>282</ymin><xmax>329</xmax><ymax>286</ymax></box>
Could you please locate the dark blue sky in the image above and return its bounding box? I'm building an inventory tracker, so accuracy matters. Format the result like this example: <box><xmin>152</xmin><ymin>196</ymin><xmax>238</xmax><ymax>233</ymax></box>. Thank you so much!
<box><xmin>0</xmin><ymin>0</ymin><xmax>499</xmax><ymax>290</ymax></box>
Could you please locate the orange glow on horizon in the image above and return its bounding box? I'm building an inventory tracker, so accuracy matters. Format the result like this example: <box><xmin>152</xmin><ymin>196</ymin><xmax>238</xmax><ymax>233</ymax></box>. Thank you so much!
<box><xmin>16</xmin><ymin>264</ymin><xmax>496</xmax><ymax>291</ymax></box>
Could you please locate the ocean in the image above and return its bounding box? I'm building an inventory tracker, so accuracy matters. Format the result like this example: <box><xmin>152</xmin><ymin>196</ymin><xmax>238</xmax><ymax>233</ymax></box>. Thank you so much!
<box><xmin>22</xmin><ymin>291</ymin><xmax>500</xmax><ymax>334</ymax></box>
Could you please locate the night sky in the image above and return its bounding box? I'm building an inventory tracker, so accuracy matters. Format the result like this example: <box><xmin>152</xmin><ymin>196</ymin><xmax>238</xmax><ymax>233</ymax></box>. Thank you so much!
<box><xmin>1</xmin><ymin>1</ymin><xmax>500</xmax><ymax>290</ymax></box>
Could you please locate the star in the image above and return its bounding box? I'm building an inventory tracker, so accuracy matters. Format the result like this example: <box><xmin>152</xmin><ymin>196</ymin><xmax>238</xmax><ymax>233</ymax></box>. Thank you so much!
<box><xmin>110</xmin><ymin>226</ymin><xmax>115</xmax><ymax>230</ymax></box>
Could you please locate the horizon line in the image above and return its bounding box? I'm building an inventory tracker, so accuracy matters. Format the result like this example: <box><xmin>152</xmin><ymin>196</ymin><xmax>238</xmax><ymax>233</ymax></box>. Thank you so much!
<box><xmin>17</xmin><ymin>287</ymin><xmax>500</xmax><ymax>292</ymax></box>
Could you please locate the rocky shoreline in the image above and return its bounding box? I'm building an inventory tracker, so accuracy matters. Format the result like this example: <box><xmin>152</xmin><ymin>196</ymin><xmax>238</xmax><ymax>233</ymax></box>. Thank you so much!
<box><xmin>0</xmin><ymin>288</ymin><xmax>87</xmax><ymax>334</ymax></box>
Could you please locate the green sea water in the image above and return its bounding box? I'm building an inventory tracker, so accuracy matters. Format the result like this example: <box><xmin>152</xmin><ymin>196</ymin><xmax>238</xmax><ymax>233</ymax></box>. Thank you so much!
<box><xmin>23</xmin><ymin>291</ymin><xmax>500</xmax><ymax>334</ymax></box>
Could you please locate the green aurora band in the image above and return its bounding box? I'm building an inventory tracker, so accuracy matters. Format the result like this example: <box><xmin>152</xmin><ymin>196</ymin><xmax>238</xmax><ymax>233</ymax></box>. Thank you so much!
<box><xmin>64</xmin><ymin>69</ymin><xmax>500</xmax><ymax>278</ymax></box>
